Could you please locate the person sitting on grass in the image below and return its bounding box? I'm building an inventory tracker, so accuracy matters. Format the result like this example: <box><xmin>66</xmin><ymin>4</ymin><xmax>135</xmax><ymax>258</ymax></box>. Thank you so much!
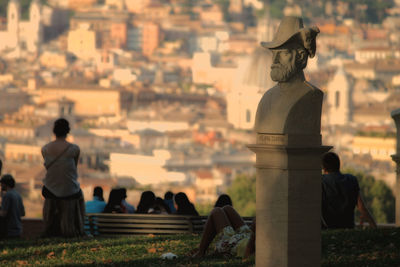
<box><xmin>214</xmin><ymin>194</ymin><xmax>232</xmax><ymax>208</ymax></box>
<box><xmin>0</xmin><ymin>174</ymin><xmax>25</xmax><ymax>238</ymax></box>
<box><xmin>322</xmin><ymin>152</ymin><xmax>377</xmax><ymax>229</ymax></box>
<box><xmin>192</xmin><ymin>205</ymin><xmax>255</xmax><ymax>259</ymax></box>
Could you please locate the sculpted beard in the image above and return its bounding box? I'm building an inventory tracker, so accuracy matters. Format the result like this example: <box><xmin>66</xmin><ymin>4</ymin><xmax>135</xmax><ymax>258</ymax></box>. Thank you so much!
<box><xmin>270</xmin><ymin>53</ymin><xmax>298</xmax><ymax>82</ymax></box>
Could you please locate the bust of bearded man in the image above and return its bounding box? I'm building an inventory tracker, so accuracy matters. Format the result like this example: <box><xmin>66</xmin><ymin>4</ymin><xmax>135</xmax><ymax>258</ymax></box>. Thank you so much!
<box><xmin>254</xmin><ymin>16</ymin><xmax>322</xmax><ymax>138</ymax></box>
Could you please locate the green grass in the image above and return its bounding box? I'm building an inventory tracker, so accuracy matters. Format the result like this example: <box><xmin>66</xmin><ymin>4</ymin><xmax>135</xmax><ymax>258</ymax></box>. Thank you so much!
<box><xmin>0</xmin><ymin>234</ymin><xmax>253</xmax><ymax>266</ymax></box>
<box><xmin>0</xmin><ymin>228</ymin><xmax>399</xmax><ymax>266</ymax></box>
<box><xmin>322</xmin><ymin>228</ymin><xmax>400</xmax><ymax>267</ymax></box>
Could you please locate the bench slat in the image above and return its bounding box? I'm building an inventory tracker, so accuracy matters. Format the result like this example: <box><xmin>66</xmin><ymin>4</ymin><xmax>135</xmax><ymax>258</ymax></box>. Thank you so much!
<box><xmin>95</xmin><ymin>218</ymin><xmax>191</xmax><ymax>224</ymax></box>
<box><xmin>85</xmin><ymin>214</ymin><xmax>255</xmax><ymax>236</ymax></box>
<box><xmin>99</xmin><ymin>228</ymin><xmax>191</xmax><ymax>234</ymax></box>
<box><xmin>97</xmin><ymin>223</ymin><xmax>190</xmax><ymax>229</ymax></box>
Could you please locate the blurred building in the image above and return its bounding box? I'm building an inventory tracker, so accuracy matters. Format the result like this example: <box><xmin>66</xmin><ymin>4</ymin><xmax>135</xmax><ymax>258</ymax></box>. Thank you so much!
<box><xmin>108</xmin><ymin>150</ymin><xmax>186</xmax><ymax>185</ymax></box>
<box><xmin>0</xmin><ymin>0</ymin><xmax>43</xmax><ymax>54</ymax></box>
<box><xmin>327</xmin><ymin>66</ymin><xmax>352</xmax><ymax>126</ymax></box>
<box><xmin>38</xmin><ymin>85</ymin><xmax>126</xmax><ymax>117</ymax></box>
<box><xmin>67</xmin><ymin>24</ymin><xmax>97</xmax><ymax>59</ymax></box>
<box><xmin>352</xmin><ymin>136</ymin><xmax>395</xmax><ymax>162</ymax></box>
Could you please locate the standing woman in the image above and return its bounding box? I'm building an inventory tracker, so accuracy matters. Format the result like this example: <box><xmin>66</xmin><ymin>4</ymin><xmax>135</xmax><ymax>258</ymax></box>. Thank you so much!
<box><xmin>41</xmin><ymin>118</ymin><xmax>85</xmax><ymax>237</ymax></box>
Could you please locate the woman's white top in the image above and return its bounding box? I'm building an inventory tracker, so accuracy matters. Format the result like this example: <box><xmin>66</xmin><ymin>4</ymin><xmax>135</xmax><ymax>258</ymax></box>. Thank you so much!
<box><xmin>42</xmin><ymin>143</ymin><xmax>80</xmax><ymax>197</ymax></box>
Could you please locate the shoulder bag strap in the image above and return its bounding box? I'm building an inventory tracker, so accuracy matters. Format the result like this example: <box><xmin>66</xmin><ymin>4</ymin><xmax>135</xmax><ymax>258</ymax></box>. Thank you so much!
<box><xmin>44</xmin><ymin>144</ymin><xmax>72</xmax><ymax>170</ymax></box>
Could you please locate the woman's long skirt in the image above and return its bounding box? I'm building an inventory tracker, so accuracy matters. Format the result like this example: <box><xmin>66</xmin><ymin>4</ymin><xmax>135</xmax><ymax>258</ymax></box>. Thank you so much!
<box><xmin>43</xmin><ymin>196</ymin><xmax>85</xmax><ymax>237</ymax></box>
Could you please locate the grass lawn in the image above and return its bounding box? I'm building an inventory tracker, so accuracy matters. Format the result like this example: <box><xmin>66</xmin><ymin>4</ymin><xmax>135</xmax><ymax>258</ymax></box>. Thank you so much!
<box><xmin>0</xmin><ymin>228</ymin><xmax>399</xmax><ymax>266</ymax></box>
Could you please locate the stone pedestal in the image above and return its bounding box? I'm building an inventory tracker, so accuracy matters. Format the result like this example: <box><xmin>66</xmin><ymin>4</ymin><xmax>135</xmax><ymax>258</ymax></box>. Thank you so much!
<box><xmin>248</xmin><ymin>134</ymin><xmax>331</xmax><ymax>267</ymax></box>
<box><xmin>391</xmin><ymin>109</ymin><xmax>400</xmax><ymax>226</ymax></box>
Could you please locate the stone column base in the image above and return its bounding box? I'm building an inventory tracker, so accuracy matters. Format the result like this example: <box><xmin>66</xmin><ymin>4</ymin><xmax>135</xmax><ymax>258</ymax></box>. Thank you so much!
<box><xmin>248</xmin><ymin>144</ymin><xmax>331</xmax><ymax>267</ymax></box>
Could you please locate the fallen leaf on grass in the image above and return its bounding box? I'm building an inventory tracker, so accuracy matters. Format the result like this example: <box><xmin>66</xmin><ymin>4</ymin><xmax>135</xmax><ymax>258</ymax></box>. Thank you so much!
<box><xmin>16</xmin><ymin>260</ymin><xmax>28</xmax><ymax>266</ymax></box>
<box><xmin>158</xmin><ymin>247</ymin><xmax>165</xmax><ymax>252</ymax></box>
<box><xmin>61</xmin><ymin>249</ymin><xmax>67</xmax><ymax>259</ymax></box>
<box><xmin>90</xmin><ymin>247</ymin><xmax>99</xmax><ymax>252</ymax></box>
<box><xmin>148</xmin><ymin>247</ymin><xmax>157</xmax><ymax>253</ymax></box>
<box><xmin>47</xmin><ymin>251</ymin><xmax>55</xmax><ymax>259</ymax></box>
<box><xmin>148</xmin><ymin>234</ymin><xmax>155</xmax><ymax>238</ymax></box>
<box><xmin>103</xmin><ymin>259</ymin><xmax>113</xmax><ymax>264</ymax></box>
<box><xmin>2</xmin><ymin>250</ymin><xmax>8</xmax><ymax>255</ymax></box>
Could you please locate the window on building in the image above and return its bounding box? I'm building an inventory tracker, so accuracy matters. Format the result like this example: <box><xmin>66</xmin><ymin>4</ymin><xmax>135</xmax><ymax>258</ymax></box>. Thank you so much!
<box><xmin>335</xmin><ymin>91</ymin><xmax>340</xmax><ymax>108</ymax></box>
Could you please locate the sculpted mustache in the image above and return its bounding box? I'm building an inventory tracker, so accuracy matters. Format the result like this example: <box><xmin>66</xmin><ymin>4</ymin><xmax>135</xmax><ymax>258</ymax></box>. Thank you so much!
<box><xmin>271</xmin><ymin>64</ymin><xmax>283</xmax><ymax>69</ymax></box>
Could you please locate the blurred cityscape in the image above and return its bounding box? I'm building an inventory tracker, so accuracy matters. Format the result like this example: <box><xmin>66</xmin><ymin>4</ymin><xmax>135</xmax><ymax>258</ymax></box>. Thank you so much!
<box><xmin>0</xmin><ymin>0</ymin><xmax>399</xmax><ymax>217</ymax></box>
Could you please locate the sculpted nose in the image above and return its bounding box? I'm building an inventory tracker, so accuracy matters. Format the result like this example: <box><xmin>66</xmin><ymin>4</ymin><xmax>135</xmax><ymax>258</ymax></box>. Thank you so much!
<box><xmin>272</xmin><ymin>51</ymin><xmax>279</xmax><ymax>64</ymax></box>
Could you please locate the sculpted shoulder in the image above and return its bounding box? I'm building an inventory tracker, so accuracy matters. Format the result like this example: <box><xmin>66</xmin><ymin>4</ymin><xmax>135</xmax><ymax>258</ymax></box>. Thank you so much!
<box><xmin>304</xmin><ymin>81</ymin><xmax>323</xmax><ymax>96</ymax></box>
<box><xmin>254</xmin><ymin>81</ymin><xmax>323</xmax><ymax>134</ymax></box>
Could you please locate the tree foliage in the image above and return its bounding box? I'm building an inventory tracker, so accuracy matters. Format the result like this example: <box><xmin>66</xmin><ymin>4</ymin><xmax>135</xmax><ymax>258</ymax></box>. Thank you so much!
<box><xmin>345</xmin><ymin>169</ymin><xmax>395</xmax><ymax>223</ymax></box>
<box><xmin>227</xmin><ymin>173</ymin><xmax>256</xmax><ymax>216</ymax></box>
<box><xmin>228</xmin><ymin>169</ymin><xmax>394</xmax><ymax>223</ymax></box>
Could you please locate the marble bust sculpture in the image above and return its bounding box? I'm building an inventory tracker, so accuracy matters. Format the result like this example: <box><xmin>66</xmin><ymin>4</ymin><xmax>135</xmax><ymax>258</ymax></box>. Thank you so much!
<box><xmin>254</xmin><ymin>16</ymin><xmax>322</xmax><ymax>135</ymax></box>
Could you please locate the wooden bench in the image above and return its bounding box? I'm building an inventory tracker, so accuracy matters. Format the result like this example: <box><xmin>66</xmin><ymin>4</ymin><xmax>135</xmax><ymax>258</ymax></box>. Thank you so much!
<box><xmin>85</xmin><ymin>213</ymin><xmax>254</xmax><ymax>236</ymax></box>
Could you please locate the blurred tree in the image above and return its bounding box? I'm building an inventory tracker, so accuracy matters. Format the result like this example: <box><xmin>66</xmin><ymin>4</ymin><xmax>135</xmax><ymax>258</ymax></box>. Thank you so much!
<box><xmin>269</xmin><ymin>0</ymin><xmax>286</xmax><ymax>19</ymax></box>
<box><xmin>342</xmin><ymin>0</ymin><xmax>394</xmax><ymax>23</ymax></box>
<box><xmin>196</xmin><ymin>202</ymin><xmax>213</xmax><ymax>216</ymax></box>
<box><xmin>227</xmin><ymin>173</ymin><xmax>256</xmax><ymax>216</ymax></box>
<box><xmin>345</xmin><ymin>169</ymin><xmax>395</xmax><ymax>223</ymax></box>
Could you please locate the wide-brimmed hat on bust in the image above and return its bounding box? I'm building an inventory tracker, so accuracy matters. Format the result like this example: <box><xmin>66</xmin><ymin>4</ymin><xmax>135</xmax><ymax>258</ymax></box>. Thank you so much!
<box><xmin>261</xmin><ymin>16</ymin><xmax>320</xmax><ymax>58</ymax></box>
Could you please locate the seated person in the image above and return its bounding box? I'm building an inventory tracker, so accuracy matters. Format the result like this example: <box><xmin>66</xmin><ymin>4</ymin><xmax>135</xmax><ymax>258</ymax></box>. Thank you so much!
<box><xmin>214</xmin><ymin>194</ymin><xmax>232</xmax><ymax>208</ymax></box>
<box><xmin>120</xmin><ymin>188</ymin><xmax>135</xmax><ymax>213</ymax></box>
<box><xmin>164</xmin><ymin>191</ymin><xmax>176</xmax><ymax>213</ymax></box>
<box><xmin>174</xmin><ymin>192</ymin><xmax>199</xmax><ymax>216</ymax></box>
<box><xmin>322</xmin><ymin>152</ymin><xmax>377</xmax><ymax>229</ymax></box>
<box><xmin>136</xmin><ymin>191</ymin><xmax>155</xmax><ymax>214</ymax></box>
<box><xmin>192</xmin><ymin>205</ymin><xmax>255</xmax><ymax>258</ymax></box>
<box><xmin>85</xmin><ymin>186</ymin><xmax>106</xmax><ymax>213</ymax></box>
<box><xmin>148</xmin><ymin>197</ymin><xmax>171</xmax><ymax>214</ymax></box>
<box><xmin>103</xmin><ymin>189</ymin><xmax>125</xmax><ymax>213</ymax></box>
<box><xmin>0</xmin><ymin>174</ymin><xmax>25</xmax><ymax>238</ymax></box>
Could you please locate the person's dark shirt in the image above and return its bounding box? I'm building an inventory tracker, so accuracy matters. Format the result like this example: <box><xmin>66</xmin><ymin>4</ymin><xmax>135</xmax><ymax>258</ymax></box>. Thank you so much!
<box><xmin>322</xmin><ymin>172</ymin><xmax>359</xmax><ymax>229</ymax></box>
<box><xmin>1</xmin><ymin>189</ymin><xmax>25</xmax><ymax>237</ymax></box>
<box><xmin>176</xmin><ymin>203</ymin><xmax>199</xmax><ymax>216</ymax></box>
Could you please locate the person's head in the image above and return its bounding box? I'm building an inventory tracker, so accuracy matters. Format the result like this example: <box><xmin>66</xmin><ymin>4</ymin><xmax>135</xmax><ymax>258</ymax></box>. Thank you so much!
<box><xmin>93</xmin><ymin>186</ymin><xmax>104</xmax><ymax>201</ymax></box>
<box><xmin>164</xmin><ymin>191</ymin><xmax>174</xmax><ymax>200</ymax></box>
<box><xmin>136</xmin><ymin>191</ymin><xmax>156</xmax><ymax>213</ymax></box>
<box><xmin>322</xmin><ymin>152</ymin><xmax>340</xmax><ymax>173</ymax></box>
<box><xmin>152</xmin><ymin>197</ymin><xmax>171</xmax><ymax>214</ymax></box>
<box><xmin>214</xmin><ymin>194</ymin><xmax>232</xmax><ymax>208</ymax></box>
<box><xmin>174</xmin><ymin>192</ymin><xmax>190</xmax><ymax>207</ymax></box>
<box><xmin>53</xmin><ymin>118</ymin><xmax>70</xmax><ymax>138</ymax></box>
<box><xmin>107</xmin><ymin>189</ymin><xmax>124</xmax><ymax>206</ymax></box>
<box><xmin>261</xmin><ymin>16</ymin><xmax>319</xmax><ymax>82</ymax></box>
<box><xmin>270</xmin><ymin>41</ymin><xmax>308</xmax><ymax>82</ymax></box>
<box><xmin>120</xmin><ymin>188</ymin><xmax>127</xmax><ymax>199</ymax></box>
<box><xmin>0</xmin><ymin>174</ymin><xmax>15</xmax><ymax>191</ymax></box>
